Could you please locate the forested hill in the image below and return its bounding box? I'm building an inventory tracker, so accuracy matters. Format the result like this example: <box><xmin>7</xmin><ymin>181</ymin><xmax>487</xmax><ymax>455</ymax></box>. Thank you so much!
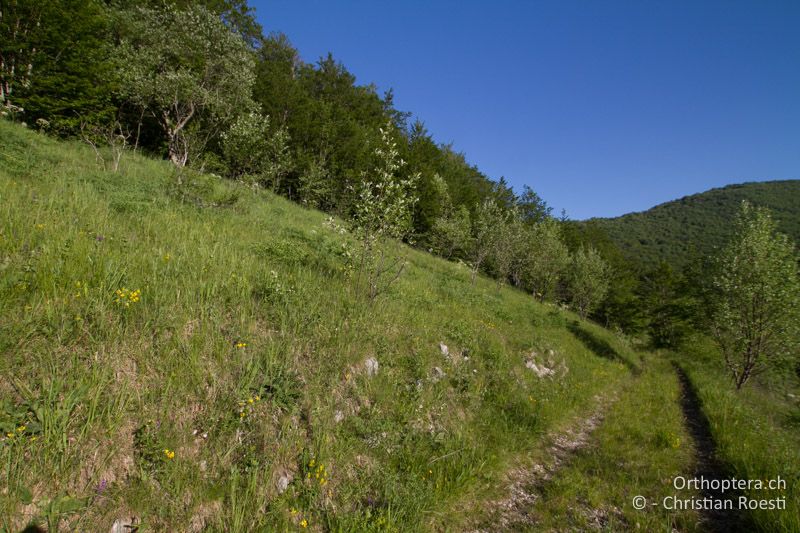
<box><xmin>584</xmin><ymin>180</ymin><xmax>800</xmax><ymax>269</ymax></box>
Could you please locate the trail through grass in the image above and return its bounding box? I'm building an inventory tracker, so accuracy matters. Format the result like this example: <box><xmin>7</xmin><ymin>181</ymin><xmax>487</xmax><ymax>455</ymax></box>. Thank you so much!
<box><xmin>2</xmin><ymin>121</ymin><xmax>794</xmax><ymax>532</ymax></box>
<box><xmin>0</xmin><ymin>122</ymin><xmax>640</xmax><ymax>531</ymax></box>
<box><xmin>465</xmin><ymin>356</ymin><xmax>702</xmax><ymax>532</ymax></box>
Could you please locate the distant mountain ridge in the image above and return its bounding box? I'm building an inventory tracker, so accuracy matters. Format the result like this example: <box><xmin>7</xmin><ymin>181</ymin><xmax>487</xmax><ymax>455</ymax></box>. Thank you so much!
<box><xmin>584</xmin><ymin>180</ymin><xmax>800</xmax><ymax>269</ymax></box>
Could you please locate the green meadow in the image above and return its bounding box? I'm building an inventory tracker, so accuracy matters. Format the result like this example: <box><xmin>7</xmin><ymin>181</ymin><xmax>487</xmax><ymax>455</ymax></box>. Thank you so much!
<box><xmin>1</xmin><ymin>121</ymin><xmax>797</xmax><ymax>532</ymax></box>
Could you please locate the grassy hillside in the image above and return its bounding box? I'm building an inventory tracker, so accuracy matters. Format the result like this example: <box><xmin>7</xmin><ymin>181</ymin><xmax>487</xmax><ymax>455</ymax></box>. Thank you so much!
<box><xmin>586</xmin><ymin>180</ymin><xmax>800</xmax><ymax>269</ymax></box>
<box><xmin>4</xmin><ymin>122</ymin><xmax>797</xmax><ymax>532</ymax></box>
<box><xmin>673</xmin><ymin>337</ymin><xmax>800</xmax><ymax>533</ymax></box>
<box><xmin>0</xmin><ymin>121</ymin><xmax>646</xmax><ymax>530</ymax></box>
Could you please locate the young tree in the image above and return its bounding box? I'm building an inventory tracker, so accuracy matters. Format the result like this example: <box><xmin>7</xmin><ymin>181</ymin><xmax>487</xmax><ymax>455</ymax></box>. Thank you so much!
<box><xmin>489</xmin><ymin>209</ymin><xmax>521</xmax><ymax>289</ymax></box>
<box><xmin>710</xmin><ymin>202</ymin><xmax>800</xmax><ymax>389</ymax></box>
<box><xmin>350</xmin><ymin>123</ymin><xmax>419</xmax><ymax>300</ymax></box>
<box><xmin>116</xmin><ymin>5</ymin><xmax>255</xmax><ymax>166</ymax></box>
<box><xmin>431</xmin><ymin>205</ymin><xmax>472</xmax><ymax>259</ymax></box>
<box><xmin>568</xmin><ymin>247</ymin><xmax>611</xmax><ymax>319</ymax></box>
<box><xmin>521</xmin><ymin>219</ymin><xmax>570</xmax><ymax>301</ymax></box>
<box><xmin>221</xmin><ymin>111</ymin><xmax>292</xmax><ymax>190</ymax></box>
<box><xmin>469</xmin><ymin>198</ymin><xmax>507</xmax><ymax>284</ymax></box>
<box><xmin>297</xmin><ymin>151</ymin><xmax>334</xmax><ymax>209</ymax></box>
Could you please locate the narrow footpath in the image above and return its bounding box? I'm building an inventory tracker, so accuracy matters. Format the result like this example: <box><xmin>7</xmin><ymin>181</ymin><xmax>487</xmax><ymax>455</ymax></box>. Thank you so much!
<box><xmin>674</xmin><ymin>365</ymin><xmax>750</xmax><ymax>533</ymax></box>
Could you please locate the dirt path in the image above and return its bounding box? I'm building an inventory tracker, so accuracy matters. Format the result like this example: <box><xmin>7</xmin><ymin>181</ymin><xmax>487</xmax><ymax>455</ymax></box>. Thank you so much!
<box><xmin>467</xmin><ymin>395</ymin><xmax>613</xmax><ymax>532</ymax></box>
<box><xmin>674</xmin><ymin>366</ymin><xmax>749</xmax><ymax>533</ymax></box>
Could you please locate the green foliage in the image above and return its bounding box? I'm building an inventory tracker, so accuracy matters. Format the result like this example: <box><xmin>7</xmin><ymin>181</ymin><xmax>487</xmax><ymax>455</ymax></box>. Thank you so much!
<box><xmin>469</xmin><ymin>198</ymin><xmax>509</xmax><ymax>284</ymax></box>
<box><xmin>640</xmin><ymin>263</ymin><xmax>696</xmax><ymax>348</ymax></box>
<box><xmin>0</xmin><ymin>121</ymin><xmax>642</xmax><ymax>531</ymax></box>
<box><xmin>221</xmin><ymin>111</ymin><xmax>292</xmax><ymax>189</ymax></box>
<box><xmin>116</xmin><ymin>4</ymin><xmax>255</xmax><ymax>166</ymax></box>
<box><xmin>350</xmin><ymin>123</ymin><xmax>420</xmax><ymax>300</ymax></box>
<box><xmin>431</xmin><ymin>205</ymin><xmax>472</xmax><ymax>259</ymax></box>
<box><xmin>2</xmin><ymin>0</ymin><xmax>116</xmax><ymax>132</ymax></box>
<box><xmin>587</xmin><ymin>180</ymin><xmax>800</xmax><ymax>270</ymax></box>
<box><xmin>675</xmin><ymin>344</ymin><xmax>800</xmax><ymax>532</ymax></box>
<box><xmin>568</xmin><ymin>247</ymin><xmax>611</xmax><ymax>319</ymax></box>
<box><xmin>517</xmin><ymin>185</ymin><xmax>552</xmax><ymax>224</ymax></box>
<box><xmin>520</xmin><ymin>357</ymin><xmax>700</xmax><ymax>532</ymax></box>
<box><xmin>710</xmin><ymin>202</ymin><xmax>800</xmax><ymax>389</ymax></box>
<box><xmin>296</xmin><ymin>152</ymin><xmax>334</xmax><ymax>209</ymax></box>
<box><xmin>520</xmin><ymin>218</ymin><xmax>570</xmax><ymax>301</ymax></box>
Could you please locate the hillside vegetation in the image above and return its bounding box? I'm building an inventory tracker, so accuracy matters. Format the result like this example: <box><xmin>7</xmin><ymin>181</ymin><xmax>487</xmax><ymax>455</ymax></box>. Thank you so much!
<box><xmin>0</xmin><ymin>121</ymin><xmax>649</xmax><ymax>531</ymax></box>
<box><xmin>586</xmin><ymin>180</ymin><xmax>800</xmax><ymax>269</ymax></box>
<box><xmin>3</xmin><ymin>1</ymin><xmax>799</xmax><ymax>529</ymax></box>
<box><xmin>3</xmin><ymin>104</ymin><xmax>799</xmax><ymax>533</ymax></box>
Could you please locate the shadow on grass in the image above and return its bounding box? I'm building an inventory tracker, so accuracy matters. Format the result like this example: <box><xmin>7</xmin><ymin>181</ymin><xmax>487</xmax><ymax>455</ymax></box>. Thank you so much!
<box><xmin>567</xmin><ymin>321</ymin><xmax>640</xmax><ymax>374</ymax></box>
<box><xmin>673</xmin><ymin>364</ymin><xmax>753</xmax><ymax>533</ymax></box>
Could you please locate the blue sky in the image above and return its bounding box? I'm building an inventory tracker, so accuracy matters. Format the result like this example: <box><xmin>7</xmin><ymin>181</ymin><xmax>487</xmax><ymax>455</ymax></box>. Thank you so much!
<box><xmin>251</xmin><ymin>1</ymin><xmax>800</xmax><ymax>219</ymax></box>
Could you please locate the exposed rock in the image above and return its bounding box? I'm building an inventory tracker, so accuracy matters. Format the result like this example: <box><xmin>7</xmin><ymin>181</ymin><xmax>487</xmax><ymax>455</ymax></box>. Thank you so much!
<box><xmin>334</xmin><ymin>410</ymin><xmax>345</xmax><ymax>423</ymax></box>
<box><xmin>431</xmin><ymin>366</ymin><xmax>446</xmax><ymax>383</ymax></box>
<box><xmin>525</xmin><ymin>350</ymin><xmax>568</xmax><ymax>379</ymax></box>
<box><xmin>525</xmin><ymin>359</ymin><xmax>555</xmax><ymax>378</ymax></box>
<box><xmin>439</xmin><ymin>342</ymin><xmax>449</xmax><ymax>357</ymax></box>
<box><xmin>110</xmin><ymin>517</ymin><xmax>138</xmax><ymax>533</ymax></box>
<box><xmin>364</xmin><ymin>357</ymin><xmax>379</xmax><ymax>376</ymax></box>
<box><xmin>277</xmin><ymin>473</ymin><xmax>292</xmax><ymax>494</ymax></box>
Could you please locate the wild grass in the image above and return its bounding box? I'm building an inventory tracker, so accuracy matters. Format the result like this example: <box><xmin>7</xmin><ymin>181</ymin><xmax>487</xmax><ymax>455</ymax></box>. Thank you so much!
<box><xmin>675</xmin><ymin>336</ymin><xmax>800</xmax><ymax>532</ymax></box>
<box><xmin>522</xmin><ymin>355</ymin><xmax>702</xmax><ymax>532</ymax></box>
<box><xmin>0</xmin><ymin>121</ymin><xmax>640</xmax><ymax>531</ymax></box>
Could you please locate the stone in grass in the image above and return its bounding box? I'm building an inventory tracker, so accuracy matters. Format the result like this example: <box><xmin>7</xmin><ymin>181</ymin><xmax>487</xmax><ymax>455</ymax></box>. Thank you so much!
<box><xmin>439</xmin><ymin>342</ymin><xmax>449</xmax><ymax>357</ymax></box>
<box><xmin>525</xmin><ymin>357</ymin><xmax>555</xmax><ymax>378</ymax></box>
<box><xmin>364</xmin><ymin>357</ymin><xmax>379</xmax><ymax>376</ymax></box>
<box><xmin>277</xmin><ymin>473</ymin><xmax>292</xmax><ymax>494</ymax></box>
<box><xmin>431</xmin><ymin>366</ymin><xmax>446</xmax><ymax>383</ymax></box>
<box><xmin>110</xmin><ymin>517</ymin><xmax>138</xmax><ymax>533</ymax></box>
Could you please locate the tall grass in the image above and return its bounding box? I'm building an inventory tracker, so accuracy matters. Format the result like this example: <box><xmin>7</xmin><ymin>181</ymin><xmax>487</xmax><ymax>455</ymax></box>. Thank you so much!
<box><xmin>0</xmin><ymin>121</ymin><xmax>640</xmax><ymax>530</ymax></box>
<box><xmin>676</xmin><ymin>337</ymin><xmax>800</xmax><ymax>532</ymax></box>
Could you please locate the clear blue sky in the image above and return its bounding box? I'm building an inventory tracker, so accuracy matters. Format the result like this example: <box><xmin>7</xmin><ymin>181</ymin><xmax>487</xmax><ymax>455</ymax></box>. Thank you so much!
<box><xmin>251</xmin><ymin>0</ymin><xmax>800</xmax><ymax>219</ymax></box>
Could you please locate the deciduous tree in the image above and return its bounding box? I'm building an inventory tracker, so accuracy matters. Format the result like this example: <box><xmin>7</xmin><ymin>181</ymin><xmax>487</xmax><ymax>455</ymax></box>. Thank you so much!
<box><xmin>350</xmin><ymin>123</ymin><xmax>419</xmax><ymax>300</ymax></box>
<box><xmin>568</xmin><ymin>247</ymin><xmax>611</xmax><ymax>319</ymax></box>
<box><xmin>521</xmin><ymin>219</ymin><xmax>570</xmax><ymax>301</ymax></box>
<box><xmin>710</xmin><ymin>202</ymin><xmax>800</xmax><ymax>389</ymax></box>
<box><xmin>116</xmin><ymin>5</ymin><xmax>255</xmax><ymax>166</ymax></box>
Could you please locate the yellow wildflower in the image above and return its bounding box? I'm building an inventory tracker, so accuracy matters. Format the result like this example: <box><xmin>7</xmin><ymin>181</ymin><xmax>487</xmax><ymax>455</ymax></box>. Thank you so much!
<box><xmin>16</xmin><ymin>426</ymin><xmax>25</xmax><ymax>433</ymax></box>
<box><xmin>163</xmin><ymin>449</ymin><xmax>175</xmax><ymax>460</ymax></box>
<box><xmin>300</xmin><ymin>519</ymin><xmax>308</xmax><ymax>528</ymax></box>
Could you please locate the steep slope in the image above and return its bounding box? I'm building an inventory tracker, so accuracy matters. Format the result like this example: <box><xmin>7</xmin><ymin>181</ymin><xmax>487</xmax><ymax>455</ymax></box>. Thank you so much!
<box><xmin>586</xmin><ymin>180</ymin><xmax>800</xmax><ymax>269</ymax></box>
<box><xmin>0</xmin><ymin>121</ymin><xmax>641</xmax><ymax>531</ymax></box>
